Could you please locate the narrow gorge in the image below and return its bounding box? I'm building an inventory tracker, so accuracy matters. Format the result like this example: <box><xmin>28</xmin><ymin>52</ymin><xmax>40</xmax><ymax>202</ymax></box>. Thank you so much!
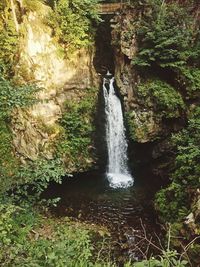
<box><xmin>0</xmin><ymin>0</ymin><xmax>200</xmax><ymax>266</ymax></box>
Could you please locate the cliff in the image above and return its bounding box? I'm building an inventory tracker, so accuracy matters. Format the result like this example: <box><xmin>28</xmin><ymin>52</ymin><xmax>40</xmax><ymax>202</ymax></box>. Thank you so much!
<box><xmin>11</xmin><ymin>6</ymin><xmax>99</xmax><ymax>168</ymax></box>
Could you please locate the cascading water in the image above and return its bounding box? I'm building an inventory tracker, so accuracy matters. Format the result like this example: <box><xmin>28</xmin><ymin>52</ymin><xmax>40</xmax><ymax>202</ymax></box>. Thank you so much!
<box><xmin>103</xmin><ymin>73</ymin><xmax>133</xmax><ymax>188</ymax></box>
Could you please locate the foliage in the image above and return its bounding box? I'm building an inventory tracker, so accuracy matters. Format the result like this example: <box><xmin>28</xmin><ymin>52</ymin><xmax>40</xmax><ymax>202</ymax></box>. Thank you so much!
<box><xmin>125</xmin><ymin>111</ymin><xmax>137</xmax><ymax>141</ymax></box>
<box><xmin>175</xmin><ymin>67</ymin><xmax>200</xmax><ymax>98</ymax></box>
<box><xmin>9</xmin><ymin>158</ymin><xmax>65</xmax><ymax>203</ymax></box>
<box><xmin>129</xmin><ymin>0</ymin><xmax>200</xmax><ymax>102</ymax></box>
<box><xmin>131</xmin><ymin>252</ymin><xmax>188</xmax><ymax>267</ymax></box>
<box><xmin>0</xmin><ymin>74</ymin><xmax>40</xmax><ymax>119</ymax></box>
<box><xmin>21</xmin><ymin>0</ymin><xmax>46</xmax><ymax>12</ymax></box>
<box><xmin>125</xmin><ymin>225</ymin><xmax>189</xmax><ymax>267</ymax></box>
<box><xmin>0</xmin><ymin>197</ymin><xmax>194</xmax><ymax>267</ymax></box>
<box><xmin>132</xmin><ymin>254</ymin><xmax>188</xmax><ymax>267</ymax></box>
<box><xmin>0</xmin><ymin>197</ymin><xmax>114</xmax><ymax>267</ymax></box>
<box><xmin>137</xmin><ymin>79</ymin><xmax>185</xmax><ymax>118</ymax></box>
<box><xmin>0</xmin><ymin>1</ymin><xmax>19</xmax><ymax>75</ymax></box>
<box><xmin>0</xmin><ymin>0</ymin><xmax>50</xmax><ymax>75</ymax></box>
<box><xmin>57</xmin><ymin>88</ymin><xmax>97</xmax><ymax>172</ymax></box>
<box><xmin>129</xmin><ymin>0</ymin><xmax>200</xmax><ymax>252</ymax></box>
<box><xmin>46</xmin><ymin>0</ymin><xmax>100</xmax><ymax>51</ymax></box>
<box><xmin>155</xmin><ymin>107</ymin><xmax>200</xmax><ymax>222</ymax></box>
<box><xmin>16</xmin><ymin>158</ymin><xmax>65</xmax><ymax>186</ymax></box>
<box><xmin>172</xmin><ymin>107</ymin><xmax>200</xmax><ymax>187</ymax></box>
<box><xmin>0</xmin><ymin>119</ymin><xmax>19</xmax><ymax>193</ymax></box>
<box><xmin>0</xmin><ymin>74</ymin><xmax>40</xmax><ymax>191</ymax></box>
<box><xmin>155</xmin><ymin>182</ymin><xmax>189</xmax><ymax>222</ymax></box>
<box><xmin>125</xmin><ymin>0</ymin><xmax>200</xmax><ymax>246</ymax></box>
<box><xmin>131</xmin><ymin>0</ymin><xmax>195</xmax><ymax>69</ymax></box>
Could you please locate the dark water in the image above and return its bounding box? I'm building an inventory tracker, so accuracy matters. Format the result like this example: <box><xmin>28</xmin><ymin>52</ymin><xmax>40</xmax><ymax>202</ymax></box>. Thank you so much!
<box><xmin>45</xmin><ymin>170</ymin><xmax>162</xmax><ymax>262</ymax></box>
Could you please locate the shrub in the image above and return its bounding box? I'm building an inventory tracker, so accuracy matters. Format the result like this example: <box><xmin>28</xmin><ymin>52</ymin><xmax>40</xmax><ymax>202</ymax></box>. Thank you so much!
<box><xmin>46</xmin><ymin>0</ymin><xmax>100</xmax><ymax>51</ymax></box>
<box><xmin>0</xmin><ymin>74</ymin><xmax>39</xmax><ymax>119</ymax></box>
<box><xmin>155</xmin><ymin>107</ymin><xmax>200</xmax><ymax>222</ymax></box>
<box><xmin>0</xmin><ymin>197</ymin><xmax>113</xmax><ymax>267</ymax></box>
<box><xmin>0</xmin><ymin>119</ymin><xmax>19</xmax><ymax>193</ymax></box>
<box><xmin>137</xmin><ymin>79</ymin><xmax>185</xmax><ymax>118</ymax></box>
<box><xmin>131</xmin><ymin>0</ymin><xmax>195</xmax><ymax>69</ymax></box>
<box><xmin>57</xmin><ymin>88</ymin><xmax>97</xmax><ymax>172</ymax></box>
<box><xmin>0</xmin><ymin>2</ymin><xmax>19</xmax><ymax>76</ymax></box>
<box><xmin>0</xmin><ymin>74</ymin><xmax>40</xmax><ymax>191</ymax></box>
<box><xmin>11</xmin><ymin>158</ymin><xmax>65</xmax><ymax>204</ymax></box>
<box><xmin>155</xmin><ymin>182</ymin><xmax>189</xmax><ymax>222</ymax></box>
<box><xmin>172</xmin><ymin>107</ymin><xmax>200</xmax><ymax>187</ymax></box>
<box><xmin>175</xmin><ymin>67</ymin><xmax>200</xmax><ymax>98</ymax></box>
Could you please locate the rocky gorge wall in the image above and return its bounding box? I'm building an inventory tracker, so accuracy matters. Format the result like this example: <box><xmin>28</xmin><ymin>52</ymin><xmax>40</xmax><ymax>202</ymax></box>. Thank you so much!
<box><xmin>110</xmin><ymin>8</ymin><xmax>186</xmax><ymax>177</ymax></box>
<box><xmin>11</xmin><ymin>6</ymin><xmax>99</xmax><ymax>165</ymax></box>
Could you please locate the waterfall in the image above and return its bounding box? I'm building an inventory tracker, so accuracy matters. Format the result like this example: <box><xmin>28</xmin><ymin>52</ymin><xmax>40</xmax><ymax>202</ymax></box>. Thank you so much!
<box><xmin>103</xmin><ymin>74</ymin><xmax>133</xmax><ymax>188</ymax></box>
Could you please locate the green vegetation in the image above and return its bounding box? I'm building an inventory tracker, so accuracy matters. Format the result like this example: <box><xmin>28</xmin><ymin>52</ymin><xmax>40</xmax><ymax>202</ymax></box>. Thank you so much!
<box><xmin>0</xmin><ymin>75</ymin><xmax>39</xmax><ymax>119</ymax></box>
<box><xmin>57</xmin><ymin>88</ymin><xmax>97</xmax><ymax>172</ymax></box>
<box><xmin>131</xmin><ymin>1</ymin><xmax>193</xmax><ymax>69</ymax></box>
<box><xmin>0</xmin><ymin>119</ymin><xmax>18</xmax><ymax>192</ymax></box>
<box><xmin>20</xmin><ymin>0</ymin><xmax>46</xmax><ymax>12</ymax></box>
<box><xmin>0</xmin><ymin>195</ymin><xmax>193</xmax><ymax>267</ymax></box>
<box><xmin>0</xmin><ymin>1</ymin><xmax>19</xmax><ymax>75</ymax></box>
<box><xmin>0</xmin><ymin>0</ymin><xmax>100</xmax><ymax>75</ymax></box>
<box><xmin>130</xmin><ymin>0</ymin><xmax>200</xmax><ymax>97</ymax></box>
<box><xmin>155</xmin><ymin>107</ymin><xmax>200</xmax><ymax>222</ymax></box>
<box><xmin>131</xmin><ymin>252</ymin><xmax>188</xmax><ymax>267</ymax></box>
<box><xmin>0</xmin><ymin>15</ymin><xmax>102</xmax><ymax>259</ymax></box>
<box><xmin>137</xmin><ymin>79</ymin><xmax>185</xmax><ymax>118</ymax></box>
<box><xmin>46</xmin><ymin>0</ymin><xmax>100</xmax><ymax>51</ymax></box>
<box><xmin>0</xmin><ymin>197</ymin><xmax>114</xmax><ymax>267</ymax></box>
<box><xmin>12</xmin><ymin>159</ymin><xmax>66</xmax><ymax>204</ymax></box>
<box><xmin>127</xmin><ymin>0</ymin><xmax>200</xmax><ymax>179</ymax></box>
<box><xmin>0</xmin><ymin>73</ymin><xmax>40</xmax><ymax>192</ymax></box>
<box><xmin>155</xmin><ymin>182</ymin><xmax>189</xmax><ymax>223</ymax></box>
<box><xmin>175</xmin><ymin>67</ymin><xmax>200</xmax><ymax>98</ymax></box>
<box><xmin>173</xmin><ymin>107</ymin><xmax>200</xmax><ymax>187</ymax></box>
<box><xmin>154</xmin><ymin>108</ymin><xmax>200</xmax><ymax>265</ymax></box>
<box><xmin>0</xmin><ymin>0</ymin><xmax>100</xmax><ymax>189</ymax></box>
<box><xmin>123</xmin><ymin>0</ymin><xmax>199</xmax><ymax>144</ymax></box>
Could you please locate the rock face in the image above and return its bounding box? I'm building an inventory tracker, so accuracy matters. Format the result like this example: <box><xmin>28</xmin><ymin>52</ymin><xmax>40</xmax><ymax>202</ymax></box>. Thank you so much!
<box><xmin>109</xmin><ymin>8</ymin><xmax>184</xmax><ymax>177</ymax></box>
<box><xmin>111</xmin><ymin>9</ymin><xmax>186</xmax><ymax>146</ymax></box>
<box><xmin>111</xmin><ymin>10</ymin><xmax>163</xmax><ymax>144</ymax></box>
<box><xmin>12</xmin><ymin>6</ymin><xmax>99</xmax><ymax>161</ymax></box>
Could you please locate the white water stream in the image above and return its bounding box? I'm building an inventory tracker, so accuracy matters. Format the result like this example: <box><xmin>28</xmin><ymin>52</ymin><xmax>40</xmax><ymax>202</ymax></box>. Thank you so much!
<box><xmin>103</xmin><ymin>74</ymin><xmax>133</xmax><ymax>188</ymax></box>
